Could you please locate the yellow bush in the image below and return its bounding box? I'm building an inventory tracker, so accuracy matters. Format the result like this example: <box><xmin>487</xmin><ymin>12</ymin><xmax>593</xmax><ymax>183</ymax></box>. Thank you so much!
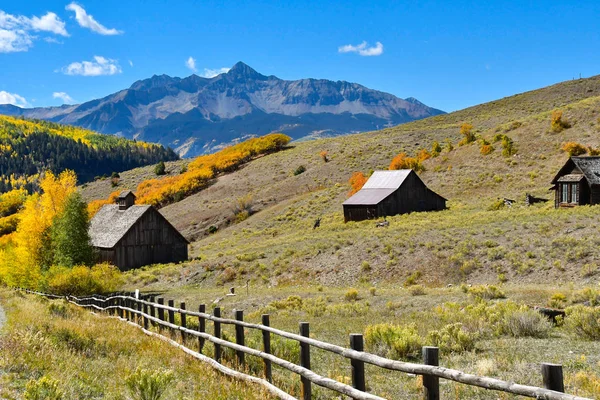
<box><xmin>561</xmin><ymin>142</ymin><xmax>587</xmax><ymax>156</ymax></box>
<box><xmin>344</xmin><ymin>288</ymin><xmax>359</xmax><ymax>302</ymax></box>
<box><xmin>45</xmin><ymin>263</ymin><xmax>123</xmax><ymax>295</ymax></box>
<box><xmin>389</xmin><ymin>153</ymin><xmax>424</xmax><ymax>172</ymax></box>
<box><xmin>458</xmin><ymin>123</ymin><xmax>475</xmax><ymax>145</ymax></box>
<box><xmin>551</xmin><ymin>110</ymin><xmax>570</xmax><ymax>132</ymax></box>
<box><xmin>364</xmin><ymin>323</ymin><xmax>423</xmax><ymax>359</ymax></box>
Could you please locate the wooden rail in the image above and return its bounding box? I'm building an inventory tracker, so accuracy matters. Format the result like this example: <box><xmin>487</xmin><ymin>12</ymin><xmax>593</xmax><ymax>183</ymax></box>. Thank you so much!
<box><xmin>19</xmin><ymin>289</ymin><xmax>591</xmax><ymax>400</ymax></box>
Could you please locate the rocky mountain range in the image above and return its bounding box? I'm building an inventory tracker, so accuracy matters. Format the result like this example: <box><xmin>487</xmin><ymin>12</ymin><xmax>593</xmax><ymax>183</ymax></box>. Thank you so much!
<box><xmin>0</xmin><ymin>62</ymin><xmax>444</xmax><ymax>157</ymax></box>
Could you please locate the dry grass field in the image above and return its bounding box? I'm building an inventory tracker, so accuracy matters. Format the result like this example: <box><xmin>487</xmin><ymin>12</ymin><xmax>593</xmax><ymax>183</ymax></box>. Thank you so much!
<box><xmin>70</xmin><ymin>75</ymin><xmax>600</xmax><ymax>398</ymax></box>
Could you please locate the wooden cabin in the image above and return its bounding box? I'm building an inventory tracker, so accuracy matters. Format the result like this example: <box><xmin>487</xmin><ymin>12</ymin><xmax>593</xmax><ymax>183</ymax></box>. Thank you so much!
<box><xmin>551</xmin><ymin>156</ymin><xmax>600</xmax><ymax>208</ymax></box>
<box><xmin>89</xmin><ymin>191</ymin><xmax>189</xmax><ymax>270</ymax></box>
<box><xmin>343</xmin><ymin>170</ymin><xmax>446</xmax><ymax>222</ymax></box>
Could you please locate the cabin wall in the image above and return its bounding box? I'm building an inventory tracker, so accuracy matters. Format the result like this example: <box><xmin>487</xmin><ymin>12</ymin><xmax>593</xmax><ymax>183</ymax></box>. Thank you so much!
<box><xmin>591</xmin><ymin>184</ymin><xmax>600</xmax><ymax>205</ymax></box>
<box><xmin>110</xmin><ymin>209</ymin><xmax>188</xmax><ymax>270</ymax></box>
<box><xmin>343</xmin><ymin>205</ymin><xmax>377</xmax><ymax>222</ymax></box>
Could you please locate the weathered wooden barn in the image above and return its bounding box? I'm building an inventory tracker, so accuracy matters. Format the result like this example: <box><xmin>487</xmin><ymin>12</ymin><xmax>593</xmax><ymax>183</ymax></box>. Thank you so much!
<box><xmin>89</xmin><ymin>191</ymin><xmax>189</xmax><ymax>270</ymax></box>
<box><xmin>551</xmin><ymin>156</ymin><xmax>600</xmax><ymax>208</ymax></box>
<box><xmin>343</xmin><ymin>170</ymin><xmax>446</xmax><ymax>222</ymax></box>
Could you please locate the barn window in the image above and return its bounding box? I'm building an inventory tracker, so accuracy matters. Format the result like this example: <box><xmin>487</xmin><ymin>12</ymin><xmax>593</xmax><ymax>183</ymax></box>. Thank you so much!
<box><xmin>571</xmin><ymin>183</ymin><xmax>578</xmax><ymax>204</ymax></box>
<box><xmin>561</xmin><ymin>183</ymin><xmax>569</xmax><ymax>203</ymax></box>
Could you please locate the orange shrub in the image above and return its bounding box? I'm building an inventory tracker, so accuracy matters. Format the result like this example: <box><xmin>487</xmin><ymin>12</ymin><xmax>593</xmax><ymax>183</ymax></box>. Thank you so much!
<box><xmin>319</xmin><ymin>151</ymin><xmax>329</xmax><ymax>162</ymax></box>
<box><xmin>416</xmin><ymin>149</ymin><xmax>432</xmax><ymax>161</ymax></box>
<box><xmin>551</xmin><ymin>110</ymin><xmax>570</xmax><ymax>133</ymax></box>
<box><xmin>348</xmin><ymin>172</ymin><xmax>367</xmax><ymax>196</ymax></box>
<box><xmin>389</xmin><ymin>153</ymin><xmax>424</xmax><ymax>172</ymax></box>
<box><xmin>480</xmin><ymin>144</ymin><xmax>494</xmax><ymax>155</ymax></box>
<box><xmin>561</xmin><ymin>142</ymin><xmax>587</xmax><ymax>156</ymax></box>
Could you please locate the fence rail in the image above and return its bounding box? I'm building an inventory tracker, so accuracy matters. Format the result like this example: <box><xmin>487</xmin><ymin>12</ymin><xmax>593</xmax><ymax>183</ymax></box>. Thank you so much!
<box><xmin>19</xmin><ymin>289</ymin><xmax>591</xmax><ymax>400</ymax></box>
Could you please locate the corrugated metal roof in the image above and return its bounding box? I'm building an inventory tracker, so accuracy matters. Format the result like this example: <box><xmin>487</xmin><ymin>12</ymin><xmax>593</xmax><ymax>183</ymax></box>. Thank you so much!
<box><xmin>362</xmin><ymin>170</ymin><xmax>411</xmax><ymax>189</ymax></box>
<box><xmin>89</xmin><ymin>204</ymin><xmax>151</xmax><ymax>248</ymax></box>
<box><xmin>571</xmin><ymin>157</ymin><xmax>600</xmax><ymax>185</ymax></box>
<box><xmin>557</xmin><ymin>174</ymin><xmax>585</xmax><ymax>182</ymax></box>
<box><xmin>343</xmin><ymin>188</ymin><xmax>397</xmax><ymax>205</ymax></box>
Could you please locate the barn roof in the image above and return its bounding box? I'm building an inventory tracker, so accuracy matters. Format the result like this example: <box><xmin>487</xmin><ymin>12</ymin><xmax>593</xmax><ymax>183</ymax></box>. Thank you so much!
<box><xmin>552</xmin><ymin>157</ymin><xmax>600</xmax><ymax>185</ymax></box>
<box><xmin>89</xmin><ymin>204</ymin><xmax>151</xmax><ymax>248</ymax></box>
<box><xmin>343</xmin><ymin>170</ymin><xmax>412</xmax><ymax>206</ymax></box>
<box><xmin>362</xmin><ymin>170</ymin><xmax>411</xmax><ymax>189</ymax></box>
<box><xmin>118</xmin><ymin>190</ymin><xmax>135</xmax><ymax>199</ymax></box>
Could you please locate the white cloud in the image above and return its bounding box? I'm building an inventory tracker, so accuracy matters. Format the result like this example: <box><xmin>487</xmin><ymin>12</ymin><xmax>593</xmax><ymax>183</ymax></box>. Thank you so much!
<box><xmin>128</xmin><ymin>60</ymin><xmax>133</xmax><ymax>67</ymax></box>
<box><xmin>0</xmin><ymin>10</ymin><xmax>68</xmax><ymax>52</ymax></box>
<box><xmin>200</xmin><ymin>67</ymin><xmax>230</xmax><ymax>78</ymax></box>
<box><xmin>338</xmin><ymin>41</ymin><xmax>384</xmax><ymax>56</ymax></box>
<box><xmin>185</xmin><ymin>56</ymin><xmax>196</xmax><ymax>72</ymax></box>
<box><xmin>44</xmin><ymin>37</ymin><xmax>64</xmax><ymax>44</ymax></box>
<box><xmin>66</xmin><ymin>3</ymin><xmax>122</xmax><ymax>35</ymax></box>
<box><xmin>30</xmin><ymin>12</ymin><xmax>68</xmax><ymax>36</ymax></box>
<box><xmin>62</xmin><ymin>55</ymin><xmax>122</xmax><ymax>76</ymax></box>
<box><xmin>0</xmin><ymin>91</ymin><xmax>28</xmax><ymax>107</ymax></box>
<box><xmin>53</xmin><ymin>91</ymin><xmax>75</xmax><ymax>104</ymax></box>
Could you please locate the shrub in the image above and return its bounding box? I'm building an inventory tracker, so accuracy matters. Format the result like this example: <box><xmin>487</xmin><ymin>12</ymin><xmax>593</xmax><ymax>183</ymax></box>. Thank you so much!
<box><xmin>416</xmin><ymin>149</ymin><xmax>432</xmax><ymax>161</ymax></box>
<box><xmin>207</xmin><ymin>225</ymin><xmax>218</xmax><ymax>234</ymax></box>
<box><xmin>24</xmin><ymin>376</ymin><xmax>63</xmax><ymax>400</ymax></box>
<box><xmin>293</xmin><ymin>165</ymin><xmax>306</xmax><ymax>176</ymax></box>
<box><xmin>503</xmin><ymin>309</ymin><xmax>552</xmax><ymax>338</ymax></box>
<box><xmin>427</xmin><ymin>323</ymin><xmax>477</xmax><ymax>353</ymax></box>
<box><xmin>233</xmin><ymin>194</ymin><xmax>253</xmax><ymax>223</ymax></box>
<box><xmin>501</xmin><ymin>135</ymin><xmax>516</xmax><ymax>157</ymax></box>
<box><xmin>480</xmin><ymin>144</ymin><xmax>494</xmax><ymax>155</ymax></box>
<box><xmin>270</xmin><ymin>295</ymin><xmax>303</xmax><ymax>310</ymax></box>
<box><xmin>344</xmin><ymin>288</ymin><xmax>359</xmax><ymax>302</ymax></box>
<box><xmin>458</xmin><ymin>123</ymin><xmax>475</xmax><ymax>145</ymax></box>
<box><xmin>548</xmin><ymin>292</ymin><xmax>567</xmax><ymax>308</ymax></box>
<box><xmin>488</xmin><ymin>199</ymin><xmax>505</xmax><ymax>211</ymax></box>
<box><xmin>369</xmin><ymin>287</ymin><xmax>377</xmax><ymax>296</ymax></box>
<box><xmin>154</xmin><ymin>161</ymin><xmax>166</xmax><ymax>176</ymax></box>
<box><xmin>445</xmin><ymin>138</ymin><xmax>454</xmax><ymax>152</ymax></box>
<box><xmin>409</xmin><ymin>285</ymin><xmax>426</xmax><ymax>296</ymax></box>
<box><xmin>561</xmin><ymin>142</ymin><xmax>587</xmax><ymax>156</ymax></box>
<box><xmin>220</xmin><ymin>267</ymin><xmax>236</xmax><ymax>283</ymax></box>
<box><xmin>348</xmin><ymin>172</ymin><xmax>367</xmax><ymax>196</ymax></box>
<box><xmin>572</xmin><ymin>288</ymin><xmax>600</xmax><ymax>306</ymax></box>
<box><xmin>125</xmin><ymin>367</ymin><xmax>174</xmax><ymax>400</ymax></box>
<box><xmin>404</xmin><ymin>271</ymin><xmax>421</xmax><ymax>287</ymax></box>
<box><xmin>364</xmin><ymin>323</ymin><xmax>423</xmax><ymax>360</ymax></box>
<box><xmin>551</xmin><ymin>110</ymin><xmax>570</xmax><ymax>132</ymax></box>
<box><xmin>319</xmin><ymin>151</ymin><xmax>329</xmax><ymax>162</ymax></box>
<box><xmin>588</xmin><ymin>146</ymin><xmax>600</xmax><ymax>156</ymax></box>
<box><xmin>565</xmin><ymin>305</ymin><xmax>600</xmax><ymax>340</ymax></box>
<box><xmin>431</xmin><ymin>141</ymin><xmax>442</xmax><ymax>157</ymax></box>
<box><xmin>467</xmin><ymin>285</ymin><xmax>505</xmax><ymax>300</ymax></box>
<box><xmin>45</xmin><ymin>263</ymin><xmax>123</xmax><ymax>295</ymax></box>
<box><xmin>361</xmin><ymin>261</ymin><xmax>371</xmax><ymax>272</ymax></box>
<box><xmin>389</xmin><ymin>153</ymin><xmax>424</xmax><ymax>172</ymax></box>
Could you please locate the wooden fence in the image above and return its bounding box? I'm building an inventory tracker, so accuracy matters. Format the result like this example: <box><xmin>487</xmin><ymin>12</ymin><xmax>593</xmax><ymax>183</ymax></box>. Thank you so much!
<box><xmin>19</xmin><ymin>289</ymin><xmax>591</xmax><ymax>400</ymax></box>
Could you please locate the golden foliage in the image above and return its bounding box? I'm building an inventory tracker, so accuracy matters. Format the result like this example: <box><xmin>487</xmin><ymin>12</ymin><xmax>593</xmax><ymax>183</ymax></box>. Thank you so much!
<box><xmin>128</xmin><ymin>133</ymin><xmax>289</xmax><ymax>207</ymax></box>
<box><xmin>88</xmin><ymin>190</ymin><xmax>122</xmax><ymax>217</ymax></box>
<box><xmin>416</xmin><ymin>149</ymin><xmax>432</xmax><ymax>161</ymax></box>
<box><xmin>319</xmin><ymin>150</ymin><xmax>329</xmax><ymax>162</ymax></box>
<box><xmin>389</xmin><ymin>153</ymin><xmax>424</xmax><ymax>172</ymax></box>
<box><xmin>0</xmin><ymin>170</ymin><xmax>77</xmax><ymax>288</ymax></box>
<box><xmin>458</xmin><ymin>123</ymin><xmax>476</xmax><ymax>146</ymax></box>
<box><xmin>561</xmin><ymin>142</ymin><xmax>587</xmax><ymax>156</ymax></box>
<box><xmin>348</xmin><ymin>172</ymin><xmax>367</xmax><ymax>196</ymax></box>
<box><xmin>480</xmin><ymin>144</ymin><xmax>494</xmax><ymax>155</ymax></box>
<box><xmin>45</xmin><ymin>263</ymin><xmax>123</xmax><ymax>295</ymax></box>
<box><xmin>551</xmin><ymin>110</ymin><xmax>570</xmax><ymax>133</ymax></box>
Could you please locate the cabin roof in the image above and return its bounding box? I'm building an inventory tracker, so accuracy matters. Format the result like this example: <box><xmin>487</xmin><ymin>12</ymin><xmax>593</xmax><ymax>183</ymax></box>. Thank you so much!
<box><xmin>89</xmin><ymin>204</ymin><xmax>151</xmax><ymax>248</ymax></box>
<box><xmin>571</xmin><ymin>157</ymin><xmax>600</xmax><ymax>185</ymax></box>
<box><xmin>118</xmin><ymin>190</ymin><xmax>136</xmax><ymax>199</ymax></box>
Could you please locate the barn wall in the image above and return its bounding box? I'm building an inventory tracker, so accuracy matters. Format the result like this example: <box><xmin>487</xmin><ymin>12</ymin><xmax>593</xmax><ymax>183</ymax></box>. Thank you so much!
<box><xmin>591</xmin><ymin>184</ymin><xmax>600</xmax><ymax>205</ymax></box>
<box><xmin>378</xmin><ymin>173</ymin><xmax>445</xmax><ymax>217</ymax></box>
<box><xmin>96</xmin><ymin>248</ymin><xmax>115</xmax><ymax>265</ymax></box>
<box><xmin>112</xmin><ymin>208</ymin><xmax>188</xmax><ymax>270</ymax></box>
<box><xmin>343</xmin><ymin>205</ymin><xmax>377</xmax><ymax>222</ymax></box>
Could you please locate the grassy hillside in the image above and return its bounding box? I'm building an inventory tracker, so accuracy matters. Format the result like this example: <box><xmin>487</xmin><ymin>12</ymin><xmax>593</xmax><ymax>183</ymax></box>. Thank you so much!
<box><xmin>79</xmin><ymin>74</ymin><xmax>600</xmax><ymax>288</ymax></box>
<box><xmin>0</xmin><ymin>116</ymin><xmax>178</xmax><ymax>192</ymax></box>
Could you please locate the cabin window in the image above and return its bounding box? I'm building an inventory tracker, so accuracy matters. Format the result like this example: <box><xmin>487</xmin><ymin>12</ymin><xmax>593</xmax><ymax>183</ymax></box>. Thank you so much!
<box><xmin>561</xmin><ymin>183</ymin><xmax>569</xmax><ymax>203</ymax></box>
<box><xmin>571</xmin><ymin>183</ymin><xmax>578</xmax><ymax>204</ymax></box>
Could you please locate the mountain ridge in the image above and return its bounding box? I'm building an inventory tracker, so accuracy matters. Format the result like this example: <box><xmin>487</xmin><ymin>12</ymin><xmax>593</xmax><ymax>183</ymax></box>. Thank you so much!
<box><xmin>0</xmin><ymin>62</ymin><xmax>444</xmax><ymax>157</ymax></box>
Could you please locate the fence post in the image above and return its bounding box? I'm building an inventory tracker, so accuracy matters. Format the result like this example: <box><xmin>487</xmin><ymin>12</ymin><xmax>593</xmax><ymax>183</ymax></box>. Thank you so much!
<box><xmin>299</xmin><ymin>322</ymin><xmax>311</xmax><ymax>400</ymax></box>
<box><xmin>180</xmin><ymin>302</ymin><xmax>187</xmax><ymax>343</ymax></box>
<box><xmin>149</xmin><ymin>296</ymin><xmax>155</xmax><ymax>326</ymax></box>
<box><xmin>168</xmin><ymin>300</ymin><xmax>175</xmax><ymax>336</ymax></box>
<box><xmin>423</xmin><ymin>346</ymin><xmax>440</xmax><ymax>400</ymax></box>
<box><xmin>137</xmin><ymin>299</ymin><xmax>143</xmax><ymax>326</ymax></box>
<box><xmin>350</xmin><ymin>334</ymin><xmax>366</xmax><ymax>392</ymax></box>
<box><xmin>214</xmin><ymin>307</ymin><xmax>222</xmax><ymax>363</ymax></box>
<box><xmin>198</xmin><ymin>304</ymin><xmax>206</xmax><ymax>352</ymax></box>
<box><xmin>262</xmin><ymin>314</ymin><xmax>272</xmax><ymax>382</ymax></box>
<box><xmin>157</xmin><ymin>298</ymin><xmax>165</xmax><ymax>325</ymax></box>
<box><xmin>119</xmin><ymin>294</ymin><xmax>124</xmax><ymax>319</ymax></box>
<box><xmin>541</xmin><ymin>363</ymin><xmax>564</xmax><ymax>392</ymax></box>
<box><xmin>143</xmin><ymin>300</ymin><xmax>149</xmax><ymax>330</ymax></box>
<box><xmin>234</xmin><ymin>310</ymin><xmax>245</xmax><ymax>366</ymax></box>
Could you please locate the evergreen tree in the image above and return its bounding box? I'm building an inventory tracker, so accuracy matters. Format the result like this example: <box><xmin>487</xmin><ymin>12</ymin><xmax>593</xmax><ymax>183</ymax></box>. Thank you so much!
<box><xmin>154</xmin><ymin>161</ymin><xmax>166</xmax><ymax>176</ymax></box>
<box><xmin>50</xmin><ymin>193</ymin><xmax>95</xmax><ymax>267</ymax></box>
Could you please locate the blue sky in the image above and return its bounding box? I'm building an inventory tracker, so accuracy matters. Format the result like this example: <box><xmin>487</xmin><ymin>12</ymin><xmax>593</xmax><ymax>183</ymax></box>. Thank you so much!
<box><xmin>1</xmin><ymin>1</ymin><xmax>599</xmax><ymax>112</ymax></box>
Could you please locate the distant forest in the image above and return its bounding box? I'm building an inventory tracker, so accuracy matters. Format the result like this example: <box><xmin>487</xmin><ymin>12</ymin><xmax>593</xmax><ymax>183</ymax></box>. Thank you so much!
<box><xmin>0</xmin><ymin>116</ymin><xmax>179</xmax><ymax>193</ymax></box>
